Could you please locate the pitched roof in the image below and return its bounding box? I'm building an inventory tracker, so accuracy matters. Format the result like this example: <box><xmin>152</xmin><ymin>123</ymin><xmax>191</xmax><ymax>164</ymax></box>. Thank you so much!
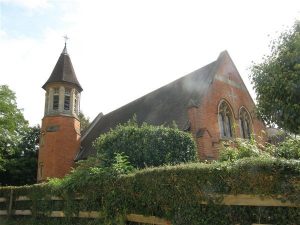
<box><xmin>75</xmin><ymin>51</ymin><xmax>227</xmax><ymax>161</ymax></box>
<box><xmin>42</xmin><ymin>45</ymin><xmax>83</xmax><ymax>91</ymax></box>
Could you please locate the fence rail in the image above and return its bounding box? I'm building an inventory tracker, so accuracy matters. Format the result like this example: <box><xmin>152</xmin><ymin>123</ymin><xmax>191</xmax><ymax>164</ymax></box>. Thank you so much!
<box><xmin>0</xmin><ymin>193</ymin><xmax>298</xmax><ymax>224</ymax></box>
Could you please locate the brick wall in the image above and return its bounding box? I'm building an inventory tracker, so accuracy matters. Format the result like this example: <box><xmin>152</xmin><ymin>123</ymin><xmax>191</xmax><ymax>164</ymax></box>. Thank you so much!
<box><xmin>37</xmin><ymin>116</ymin><xmax>81</xmax><ymax>182</ymax></box>
<box><xmin>188</xmin><ymin>53</ymin><xmax>266</xmax><ymax>160</ymax></box>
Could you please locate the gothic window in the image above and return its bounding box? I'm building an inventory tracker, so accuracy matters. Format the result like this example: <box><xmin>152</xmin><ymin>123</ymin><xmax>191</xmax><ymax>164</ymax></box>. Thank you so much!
<box><xmin>53</xmin><ymin>88</ymin><xmax>59</xmax><ymax>110</ymax></box>
<box><xmin>239</xmin><ymin>107</ymin><xmax>252</xmax><ymax>139</ymax></box>
<box><xmin>64</xmin><ymin>88</ymin><xmax>71</xmax><ymax>110</ymax></box>
<box><xmin>218</xmin><ymin>101</ymin><xmax>234</xmax><ymax>138</ymax></box>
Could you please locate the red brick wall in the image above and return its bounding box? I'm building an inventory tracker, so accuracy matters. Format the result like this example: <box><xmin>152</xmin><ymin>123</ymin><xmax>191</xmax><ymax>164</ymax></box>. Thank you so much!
<box><xmin>37</xmin><ymin>116</ymin><xmax>80</xmax><ymax>182</ymax></box>
<box><xmin>188</xmin><ymin>53</ymin><xmax>266</xmax><ymax>160</ymax></box>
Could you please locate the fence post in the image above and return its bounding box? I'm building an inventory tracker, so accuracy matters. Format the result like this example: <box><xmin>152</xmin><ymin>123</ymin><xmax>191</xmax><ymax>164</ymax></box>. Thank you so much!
<box><xmin>8</xmin><ymin>189</ymin><xmax>13</xmax><ymax>217</ymax></box>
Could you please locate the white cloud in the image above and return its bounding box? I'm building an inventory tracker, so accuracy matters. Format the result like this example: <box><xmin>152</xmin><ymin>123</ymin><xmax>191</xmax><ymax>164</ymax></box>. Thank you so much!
<box><xmin>0</xmin><ymin>0</ymin><xmax>50</xmax><ymax>10</ymax></box>
<box><xmin>1</xmin><ymin>0</ymin><xmax>299</xmax><ymax>126</ymax></box>
<box><xmin>0</xmin><ymin>29</ymin><xmax>6</xmax><ymax>37</ymax></box>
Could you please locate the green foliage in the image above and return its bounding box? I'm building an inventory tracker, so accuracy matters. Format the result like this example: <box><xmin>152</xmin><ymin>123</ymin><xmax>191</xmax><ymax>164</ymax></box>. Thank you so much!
<box><xmin>0</xmin><ymin>218</ymin><xmax>102</xmax><ymax>225</ymax></box>
<box><xmin>220</xmin><ymin>137</ymin><xmax>300</xmax><ymax>162</ymax></box>
<box><xmin>48</xmin><ymin>157</ymin><xmax>113</xmax><ymax>192</ymax></box>
<box><xmin>94</xmin><ymin>120</ymin><xmax>197</xmax><ymax>168</ymax></box>
<box><xmin>0</xmin><ymin>126</ymin><xmax>40</xmax><ymax>186</ymax></box>
<box><xmin>112</xmin><ymin>153</ymin><xmax>134</xmax><ymax>175</ymax></box>
<box><xmin>0</xmin><ymin>85</ymin><xmax>39</xmax><ymax>185</ymax></box>
<box><xmin>78</xmin><ymin>111</ymin><xmax>90</xmax><ymax>132</ymax></box>
<box><xmin>1</xmin><ymin>158</ymin><xmax>300</xmax><ymax>225</ymax></box>
<box><xmin>273</xmin><ymin>137</ymin><xmax>300</xmax><ymax>159</ymax></box>
<box><xmin>0</xmin><ymin>85</ymin><xmax>28</xmax><ymax>171</ymax></box>
<box><xmin>250</xmin><ymin>23</ymin><xmax>300</xmax><ymax>134</ymax></box>
<box><xmin>219</xmin><ymin>138</ymin><xmax>264</xmax><ymax>162</ymax></box>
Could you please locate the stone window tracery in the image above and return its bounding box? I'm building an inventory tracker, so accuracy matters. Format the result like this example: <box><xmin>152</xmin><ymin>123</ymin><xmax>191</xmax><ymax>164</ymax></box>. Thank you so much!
<box><xmin>239</xmin><ymin>107</ymin><xmax>252</xmax><ymax>139</ymax></box>
<box><xmin>218</xmin><ymin>101</ymin><xmax>234</xmax><ymax>139</ymax></box>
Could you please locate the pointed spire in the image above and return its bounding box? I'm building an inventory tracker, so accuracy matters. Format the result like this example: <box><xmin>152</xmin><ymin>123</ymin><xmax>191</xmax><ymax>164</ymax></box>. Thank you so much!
<box><xmin>42</xmin><ymin>39</ymin><xmax>83</xmax><ymax>92</ymax></box>
<box><xmin>62</xmin><ymin>42</ymin><xmax>68</xmax><ymax>55</ymax></box>
<box><xmin>62</xmin><ymin>35</ymin><xmax>69</xmax><ymax>55</ymax></box>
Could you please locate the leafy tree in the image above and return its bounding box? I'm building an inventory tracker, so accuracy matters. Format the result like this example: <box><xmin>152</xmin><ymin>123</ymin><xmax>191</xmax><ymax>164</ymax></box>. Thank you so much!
<box><xmin>94</xmin><ymin>120</ymin><xmax>197</xmax><ymax>169</ymax></box>
<box><xmin>0</xmin><ymin>85</ymin><xmax>40</xmax><ymax>185</ymax></box>
<box><xmin>0</xmin><ymin>126</ymin><xmax>40</xmax><ymax>185</ymax></box>
<box><xmin>78</xmin><ymin>111</ymin><xmax>90</xmax><ymax>132</ymax></box>
<box><xmin>0</xmin><ymin>85</ymin><xmax>28</xmax><ymax>171</ymax></box>
<box><xmin>250</xmin><ymin>23</ymin><xmax>300</xmax><ymax>134</ymax></box>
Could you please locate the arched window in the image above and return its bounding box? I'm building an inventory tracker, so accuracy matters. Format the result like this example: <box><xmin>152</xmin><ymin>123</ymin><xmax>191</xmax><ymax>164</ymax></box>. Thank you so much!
<box><xmin>53</xmin><ymin>88</ymin><xmax>59</xmax><ymax>110</ymax></box>
<box><xmin>218</xmin><ymin>100</ymin><xmax>234</xmax><ymax>138</ymax></box>
<box><xmin>64</xmin><ymin>88</ymin><xmax>71</xmax><ymax>110</ymax></box>
<box><xmin>239</xmin><ymin>107</ymin><xmax>252</xmax><ymax>139</ymax></box>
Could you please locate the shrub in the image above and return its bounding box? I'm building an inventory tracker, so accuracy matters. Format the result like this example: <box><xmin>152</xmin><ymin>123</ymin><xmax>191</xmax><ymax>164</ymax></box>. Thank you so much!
<box><xmin>93</xmin><ymin>121</ymin><xmax>197</xmax><ymax>168</ymax></box>
<box><xmin>48</xmin><ymin>153</ymin><xmax>135</xmax><ymax>194</ymax></box>
<box><xmin>273</xmin><ymin>138</ymin><xmax>300</xmax><ymax>160</ymax></box>
<box><xmin>219</xmin><ymin>138</ymin><xmax>267</xmax><ymax>162</ymax></box>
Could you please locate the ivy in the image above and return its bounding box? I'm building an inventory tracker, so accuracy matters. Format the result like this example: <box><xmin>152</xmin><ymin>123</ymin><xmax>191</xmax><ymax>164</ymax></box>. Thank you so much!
<box><xmin>1</xmin><ymin>157</ymin><xmax>300</xmax><ymax>224</ymax></box>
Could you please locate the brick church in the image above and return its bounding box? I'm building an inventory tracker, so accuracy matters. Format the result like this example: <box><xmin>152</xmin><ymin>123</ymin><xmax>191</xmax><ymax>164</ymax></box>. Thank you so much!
<box><xmin>37</xmin><ymin>44</ymin><xmax>265</xmax><ymax>182</ymax></box>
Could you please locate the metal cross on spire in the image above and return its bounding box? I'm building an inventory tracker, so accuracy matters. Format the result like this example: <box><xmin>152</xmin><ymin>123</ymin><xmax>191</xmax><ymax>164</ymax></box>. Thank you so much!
<box><xmin>63</xmin><ymin>35</ymin><xmax>69</xmax><ymax>45</ymax></box>
<box><xmin>62</xmin><ymin>35</ymin><xmax>69</xmax><ymax>54</ymax></box>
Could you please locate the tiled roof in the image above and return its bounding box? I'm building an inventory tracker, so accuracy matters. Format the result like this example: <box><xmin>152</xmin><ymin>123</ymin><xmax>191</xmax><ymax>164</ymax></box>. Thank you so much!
<box><xmin>42</xmin><ymin>45</ymin><xmax>83</xmax><ymax>91</ymax></box>
<box><xmin>75</xmin><ymin>51</ymin><xmax>227</xmax><ymax>160</ymax></box>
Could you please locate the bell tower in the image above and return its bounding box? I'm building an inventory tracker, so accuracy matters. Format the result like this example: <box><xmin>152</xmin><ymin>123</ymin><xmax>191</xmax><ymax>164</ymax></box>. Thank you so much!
<box><xmin>37</xmin><ymin>42</ymin><xmax>83</xmax><ymax>182</ymax></box>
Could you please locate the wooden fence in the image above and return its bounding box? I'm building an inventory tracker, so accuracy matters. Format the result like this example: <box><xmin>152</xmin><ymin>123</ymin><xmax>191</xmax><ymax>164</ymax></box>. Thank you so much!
<box><xmin>0</xmin><ymin>190</ymin><xmax>299</xmax><ymax>225</ymax></box>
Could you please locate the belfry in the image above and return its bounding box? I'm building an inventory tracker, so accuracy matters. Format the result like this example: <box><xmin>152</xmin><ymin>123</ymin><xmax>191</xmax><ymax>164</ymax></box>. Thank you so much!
<box><xmin>37</xmin><ymin>42</ymin><xmax>82</xmax><ymax>182</ymax></box>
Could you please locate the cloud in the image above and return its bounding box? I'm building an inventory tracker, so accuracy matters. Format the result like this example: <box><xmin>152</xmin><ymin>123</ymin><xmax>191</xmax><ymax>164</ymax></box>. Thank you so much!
<box><xmin>0</xmin><ymin>0</ymin><xmax>51</xmax><ymax>10</ymax></box>
<box><xmin>1</xmin><ymin>0</ymin><xmax>299</xmax><ymax>126</ymax></box>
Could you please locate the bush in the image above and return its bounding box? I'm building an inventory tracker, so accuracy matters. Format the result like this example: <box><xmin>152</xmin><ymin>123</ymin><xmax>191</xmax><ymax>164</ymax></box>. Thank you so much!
<box><xmin>93</xmin><ymin>121</ymin><xmax>197</xmax><ymax>168</ymax></box>
<box><xmin>219</xmin><ymin>138</ymin><xmax>264</xmax><ymax>162</ymax></box>
<box><xmin>273</xmin><ymin>138</ymin><xmax>300</xmax><ymax>160</ymax></box>
<box><xmin>48</xmin><ymin>153</ymin><xmax>134</xmax><ymax>194</ymax></box>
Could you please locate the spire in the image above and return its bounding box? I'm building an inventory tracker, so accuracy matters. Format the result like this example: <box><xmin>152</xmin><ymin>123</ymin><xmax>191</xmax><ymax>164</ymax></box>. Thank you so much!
<box><xmin>62</xmin><ymin>35</ymin><xmax>69</xmax><ymax>55</ymax></box>
<box><xmin>42</xmin><ymin>39</ymin><xmax>83</xmax><ymax>92</ymax></box>
<box><xmin>62</xmin><ymin>42</ymin><xmax>68</xmax><ymax>55</ymax></box>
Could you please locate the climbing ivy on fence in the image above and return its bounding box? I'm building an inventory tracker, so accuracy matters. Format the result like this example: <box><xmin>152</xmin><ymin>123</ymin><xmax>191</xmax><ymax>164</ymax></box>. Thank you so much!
<box><xmin>1</xmin><ymin>157</ymin><xmax>300</xmax><ymax>224</ymax></box>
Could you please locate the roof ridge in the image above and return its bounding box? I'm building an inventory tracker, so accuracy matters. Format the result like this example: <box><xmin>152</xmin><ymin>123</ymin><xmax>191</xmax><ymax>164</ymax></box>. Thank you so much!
<box><xmin>77</xmin><ymin>51</ymin><xmax>227</xmax><ymax>160</ymax></box>
<box><xmin>208</xmin><ymin>50</ymin><xmax>228</xmax><ymax>83</ymax></box>
<box><xmin>101</xmin><ymin>60</ymin><xmax>218</xmax><ymax>118</ymax></box>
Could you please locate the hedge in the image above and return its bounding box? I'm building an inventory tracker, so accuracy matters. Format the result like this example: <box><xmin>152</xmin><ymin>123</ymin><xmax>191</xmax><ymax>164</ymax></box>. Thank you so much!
<box><xmin>1</xmin><ymin>157</ymin><xmax>300</xmax><ymax>225</ymax></box>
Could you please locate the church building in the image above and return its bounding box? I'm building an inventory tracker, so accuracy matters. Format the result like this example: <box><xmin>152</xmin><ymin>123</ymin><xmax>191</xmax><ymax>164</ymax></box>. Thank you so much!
<box><xmin>37</xmin><ymin>44</ymin><xmax>265</xmax><ymax>182</ymax></box>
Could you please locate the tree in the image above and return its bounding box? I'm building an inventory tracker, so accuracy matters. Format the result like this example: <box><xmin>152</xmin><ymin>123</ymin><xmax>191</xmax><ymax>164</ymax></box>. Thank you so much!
<box><xmin>0</xmin><ymin>85</ymin><xmax>40</xmax><ymax>185</ymax></box>
<box><xmin>0</xmin><ymin>126</ymin><xmax>40</xmax><ymax>185</ymax></box>
<box><xmin>79</xmin><ymin>111</ymin><xmax>90</xmax><ymax>132</ymax></box>
<box><xmin>250</xmin><ymin>23</ymin><xmax>300</xmax><ymax>134</ymax></box>
<box><xmin>94</xmin><ymin>120</ymin><xmax>197</xmax><ymax>168</ymax></box>
<box><xmin>0</xmin><ymin>85</ymin><xmax>28</xmax><ymax>171</ymax></box>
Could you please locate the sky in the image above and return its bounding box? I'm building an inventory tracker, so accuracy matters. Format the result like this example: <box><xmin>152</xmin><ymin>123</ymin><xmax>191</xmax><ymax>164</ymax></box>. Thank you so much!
<box><xmin>0</xmin><ymin>0</ymin><xmax>299</xmax><ymax>126</ymax></box>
